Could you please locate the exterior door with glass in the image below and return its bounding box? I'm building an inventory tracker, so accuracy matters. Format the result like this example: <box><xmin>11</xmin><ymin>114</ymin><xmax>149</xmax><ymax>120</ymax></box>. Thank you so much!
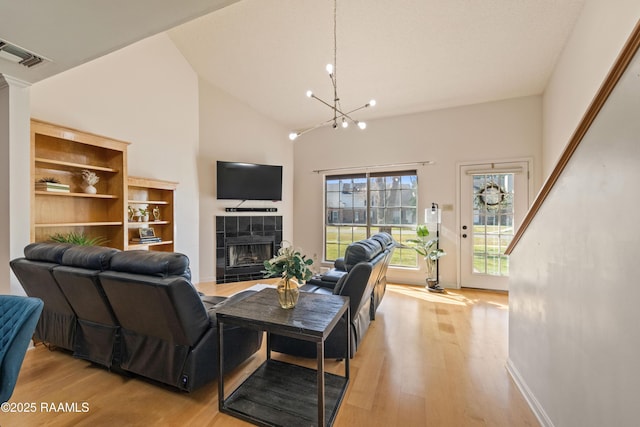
<box><xmin>459</xmin><ymin>161</ymin><xmax>530</xmax><ymax>291</ymax></box>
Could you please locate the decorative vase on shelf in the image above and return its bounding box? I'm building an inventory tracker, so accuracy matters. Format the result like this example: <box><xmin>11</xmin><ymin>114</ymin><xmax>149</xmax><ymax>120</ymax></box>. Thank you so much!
<box><xmin>81</xmin><ymin>169</ymin><xmax>99</xmax><ymax>194</ymax></box>
<box><xmin>137</xmin><ymin>208</ymin><xmax>149</xmax><ymax>222</ymax></box>
<box><xmin>277</xmin><ymin>277</ymin><xmax>300</xmax><ymax>309</ymax></box>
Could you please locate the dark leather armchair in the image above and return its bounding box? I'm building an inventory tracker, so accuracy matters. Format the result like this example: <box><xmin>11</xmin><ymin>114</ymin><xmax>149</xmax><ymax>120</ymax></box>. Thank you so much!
<box><xmin>270</xmin><ymin>261</ymin><xmax>374</xmax><ymax>359</ymax></box>
<box><xmin>0</xmin><ymin>295</ymin><xmax>44</xmax><ymax>403</ymax></box>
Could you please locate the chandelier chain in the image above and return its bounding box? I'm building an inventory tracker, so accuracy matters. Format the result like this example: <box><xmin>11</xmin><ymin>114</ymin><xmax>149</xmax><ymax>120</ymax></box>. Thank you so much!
<box><xmin>333</xmin><ymin>0</ymin><xmax>338</xmax><ymax>122</ymax></box>
<box><xmin>333</xmin><ymin>0</ymin><xmax>337</xmax><ymax>88</ymax></box>
<box><xmin>288</xmin><ymin>0</ymin><xmax>375</xmax><ymax>140</ymax></box>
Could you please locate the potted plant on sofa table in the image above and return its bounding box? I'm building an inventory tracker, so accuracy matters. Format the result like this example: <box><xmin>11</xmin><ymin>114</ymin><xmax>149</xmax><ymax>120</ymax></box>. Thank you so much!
<box><xmin>408</xmin><ymin>224</ymin><xmax>446</xmax><ymax>293</ymax></box>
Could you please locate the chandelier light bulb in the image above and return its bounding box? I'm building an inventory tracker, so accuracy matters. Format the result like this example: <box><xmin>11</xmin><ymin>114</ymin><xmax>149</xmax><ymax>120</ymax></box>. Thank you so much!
<box><xmin>358</xmin><ymin>121</ymin><xmax>367</xmax><ymax>130</ymax></box>
<box><xmin>326</xmin><ymin>64</ymin><xmax>333</xmax><ymax>75</ymax></box>
<box><xmin>369</xmin><ymin>99</ymin><xmax>377</xmax><ymax>107</ymax></box>
<box><xmin>341</xmin><ymin>118</ymin><xmax>348</xmax><ymax>128</ymax></box>
<box><xmin>288</xmin><ymin>132</ymin><xmax>299</xmax><ymax>141</ymax></box>
<box><xmin>306</xmin><ymin>90</ymin><xmax>313</xmax><ymax>98</ymax></box>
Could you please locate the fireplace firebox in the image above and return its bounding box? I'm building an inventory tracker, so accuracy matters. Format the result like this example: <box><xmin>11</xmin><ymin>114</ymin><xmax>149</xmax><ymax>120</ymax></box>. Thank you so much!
<box><xmin>216</xmin><ymin>215</ymin><xmax>282</xmax><ymax>283</ymax></box>
<box><xmin>226</xmin><ymin>236</ymin><xmax>274</xmax><ymax>270</ymax></box>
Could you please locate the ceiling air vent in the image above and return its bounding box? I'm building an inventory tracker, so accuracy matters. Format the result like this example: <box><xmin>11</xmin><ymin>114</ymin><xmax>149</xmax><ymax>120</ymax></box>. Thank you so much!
<box><xmin>0</xmin><ymin>40</ymin><xmax>46</xmax><ymax>68</ymax></box>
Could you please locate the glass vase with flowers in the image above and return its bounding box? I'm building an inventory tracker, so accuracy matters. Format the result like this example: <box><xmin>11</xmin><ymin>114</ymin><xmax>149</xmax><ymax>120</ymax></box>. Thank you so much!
<box><xmin>263</xmin><ymin>242</ymin><xmax>314</xmax><ymax>309</ymax></box>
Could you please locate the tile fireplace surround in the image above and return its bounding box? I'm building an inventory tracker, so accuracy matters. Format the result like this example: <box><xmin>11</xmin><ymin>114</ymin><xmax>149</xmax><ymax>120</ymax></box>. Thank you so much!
<box><xmin>216</xmin><ymin>215</ymin><xmax>283</xmax><ymax>283</ymax></box>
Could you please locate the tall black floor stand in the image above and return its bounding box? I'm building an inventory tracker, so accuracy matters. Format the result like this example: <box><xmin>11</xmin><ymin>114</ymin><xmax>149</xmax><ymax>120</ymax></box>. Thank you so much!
<box><xmin>427</xmin><ymin>203</ymin><xmax>444</xmax><ymax>293</ymax></box>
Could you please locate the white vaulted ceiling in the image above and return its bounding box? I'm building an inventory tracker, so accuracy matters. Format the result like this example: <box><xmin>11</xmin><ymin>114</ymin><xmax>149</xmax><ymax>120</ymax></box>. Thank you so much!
<box><xmin>168</xmin><ymin>0</ymin><xmax>586</xmax><ymax>130</ymax></box>
<box><xmin>0</xmin><ymin>0</ymin><xmax>585</xmax><ymax>131</ymax></box>
<box><xmin>0</xmin><ymin>0</ymin><xmax>239</xmax><ymax>83</ymax></box>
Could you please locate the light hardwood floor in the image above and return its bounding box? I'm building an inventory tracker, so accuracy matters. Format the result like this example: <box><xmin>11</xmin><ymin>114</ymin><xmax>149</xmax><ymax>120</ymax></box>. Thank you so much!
<box><xmin>2</xmin><ymin>282</ymin><xmax>539</xmax><ymax>426</ymax></box>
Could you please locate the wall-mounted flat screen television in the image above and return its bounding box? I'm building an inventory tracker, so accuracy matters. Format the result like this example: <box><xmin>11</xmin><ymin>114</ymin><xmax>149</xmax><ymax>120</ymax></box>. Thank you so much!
<box><xmin>216</xmin><ymin>161</ymin><xmax>283</xmax><ymax>201</ymax></box>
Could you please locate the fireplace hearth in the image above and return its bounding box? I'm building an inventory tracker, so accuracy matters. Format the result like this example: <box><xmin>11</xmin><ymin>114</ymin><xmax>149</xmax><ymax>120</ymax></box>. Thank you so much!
<box><xmin>216</xmin><ymin>215</ymin><xmax>282</xmax><ymax>283</ymax></box>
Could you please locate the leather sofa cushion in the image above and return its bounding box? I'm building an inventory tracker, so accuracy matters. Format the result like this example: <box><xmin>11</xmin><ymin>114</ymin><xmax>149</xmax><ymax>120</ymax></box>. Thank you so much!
<box><xmin>344</xmin><ymin>239</ymin><xmax>382</xmax><ymax>270</ymax></box>
<box><xmin>109</xmin><ymin>250</ymin><xmax>191</xmax><ymax>280</ymax></box>
<box><xmin>24</xmin><ymin>242</ymin><xmax>74</xmax><ymax>264</ymax></box>
<box><xmin>61</xmin><ymin>245</ymin><xmax>120</xmax><ymax>271</ymax></box>
<box><xmin>369</xmin><ymin>251</ymin><xmax>387</xmax><ymax>266</ymax></box>
<box><xmin>371</xmin><ymin>232</ymin><xmax>394</xmax><ymax>250</ymax></box>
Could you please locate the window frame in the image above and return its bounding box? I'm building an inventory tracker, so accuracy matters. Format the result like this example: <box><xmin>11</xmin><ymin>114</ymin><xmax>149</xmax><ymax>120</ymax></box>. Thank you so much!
<box><xmin>324</xmin><ymin>170</ymin><xmax>419</xmax><ymax>268</ymax></box>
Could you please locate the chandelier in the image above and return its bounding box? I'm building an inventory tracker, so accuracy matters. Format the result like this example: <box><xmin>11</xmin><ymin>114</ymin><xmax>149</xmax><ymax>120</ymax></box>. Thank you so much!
<box><xmin>288</xmin><ymin>0</ymin><xmax>376</xmax><ymax>141</ymax></box>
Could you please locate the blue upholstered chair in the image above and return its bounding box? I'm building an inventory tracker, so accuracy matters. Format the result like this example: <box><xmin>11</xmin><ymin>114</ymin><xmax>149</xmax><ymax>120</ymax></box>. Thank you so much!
<box><xmin>0</xmin><ymin>295</ymin><xmax>44</xmax><ymax>403</ymax></box>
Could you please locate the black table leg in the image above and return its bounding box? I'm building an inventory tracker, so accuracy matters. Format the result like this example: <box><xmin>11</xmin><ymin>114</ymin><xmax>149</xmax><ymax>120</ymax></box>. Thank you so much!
<box><xmin>266</xmin><ymin>331</ymin><xmax>271</xmax><ymax>360</ymax></box>
<box><xmin>345</xmin><ymin>306</ymin><xmax>350</xmax><ymax>379</ymax></box>
<box><xmin>217</xmin><ymin>320</ymin><xmax>224</xmax><ymax>411</ymax></box>
<box><xmin>317</xmin><ymin>340</ymin><xmax>325</xmax><ymax>426</ymax></box>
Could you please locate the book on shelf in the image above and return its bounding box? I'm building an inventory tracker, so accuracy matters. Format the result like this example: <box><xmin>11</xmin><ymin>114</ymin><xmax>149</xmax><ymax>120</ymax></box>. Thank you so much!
<box><xmin>130</xmin><ymin>237</ymin><xmax>162</xmax><ymax>244</ymax></box>
<box><xmin>35</xmin><ymin>182</ymin><xmax>70</xmax><ymax>192</ymax></box>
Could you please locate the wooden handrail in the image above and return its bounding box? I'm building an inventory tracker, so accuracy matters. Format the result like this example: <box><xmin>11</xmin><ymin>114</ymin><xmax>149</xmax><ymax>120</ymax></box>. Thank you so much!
<box><xmin>505</xmin><ymin>19</ymin><xmax>640</xmax><ymax>255</ymax></box>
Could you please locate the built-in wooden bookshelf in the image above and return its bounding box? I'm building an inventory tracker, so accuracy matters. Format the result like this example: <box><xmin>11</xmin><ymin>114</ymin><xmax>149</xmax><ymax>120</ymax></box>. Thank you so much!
<box><xmin>127</xmin><ymin>177</ymin><xmax>177</xmax><ymax>252</ymax></box>
<box><xmin>31</xmin><ymin>119</ymin><xmax>129</xmax><ymax>249</ymax></box>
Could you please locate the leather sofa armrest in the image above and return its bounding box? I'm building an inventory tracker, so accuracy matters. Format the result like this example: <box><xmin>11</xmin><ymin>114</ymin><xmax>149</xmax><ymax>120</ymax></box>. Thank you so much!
<box><xmin>200</xmin><ymin>295</ymin><xmax>227</xmax><ymax>310</ymax></box>
<box><xmin>300</xmin><ymin>284</ymin><xmax>333</xmax><ymax>295</ymax></box>
<box><xmin>204</xmin><ymin>290</ymin><xmax>256</xmax><ymax>312</ymax></box>
<box><xmin>308</xmin><ymin>269</ymin><xmax>345</xmax><ymax>290</ymax></box>
<box><xmin>204</xmin><ymin>290</ymin><xmax>258</xmax><ymax>325</ymax></box>
<box><xmin>322</xmin><ymin>269</ymin><xmax>345</xmax><ymax>283</ymax></box>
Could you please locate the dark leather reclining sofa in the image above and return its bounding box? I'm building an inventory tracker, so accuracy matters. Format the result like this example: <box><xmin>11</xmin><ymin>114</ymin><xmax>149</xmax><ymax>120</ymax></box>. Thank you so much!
<box><xmin>308</xmin><ymin>231</ymin><xmax>395</xmax><ymax>320</ymax></box>
<box><xmin>270</xmin><ymin>232</ymin><xmax>395</xmax><ymax>359</ymax></box>
<box><xmin>10</xmin><ymin>242</ymin><xmax>262</xmax><ymax>392</ymax></box>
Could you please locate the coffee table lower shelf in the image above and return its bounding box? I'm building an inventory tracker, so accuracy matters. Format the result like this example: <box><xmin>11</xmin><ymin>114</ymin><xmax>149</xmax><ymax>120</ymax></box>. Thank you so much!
<box><xmin>221</xmin><ymin>359</ymin><xmax>349</xmax><ymax>427</ymax></box>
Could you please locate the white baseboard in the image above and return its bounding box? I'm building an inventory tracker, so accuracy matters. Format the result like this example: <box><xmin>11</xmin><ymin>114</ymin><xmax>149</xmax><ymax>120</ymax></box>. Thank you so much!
<box><xmin>506</xmin><ymin>358</ymin><xmax>554</xmax><ymax>427</ymax></box>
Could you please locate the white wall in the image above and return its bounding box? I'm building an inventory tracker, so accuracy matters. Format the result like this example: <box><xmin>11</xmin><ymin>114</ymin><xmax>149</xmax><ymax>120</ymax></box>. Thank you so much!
<box><xmin>1</xmin><ymin>76</ymin><xmax>34</xmax><ymax>295</ymax></box>
<box><xmin>197</xmin><ymin>79</ymin><xmax>294</xmax><ymax>283</ymax></box>
<box><xmin>293</xmin><ymin>95</ymin><xmax>542</xmax><ymax>287</ymax></box>
<box><xmin>7</xmin><ymin>78</ymin><xmax>31</xmax><ymax>295</ymax></box>
<box><xmin>542</xmin><ymin>0</ymin><xmax>640</xmax><ymax>177</ymax></box>
<box><xmin>30</xmin><ymin>33</ymin><xmax>202</xmax><ymax>281</ymax></box>
<box><xmin>508</xmin><ymin>46</ymin><xmax>640</xmax><ymax>426</ymax></box>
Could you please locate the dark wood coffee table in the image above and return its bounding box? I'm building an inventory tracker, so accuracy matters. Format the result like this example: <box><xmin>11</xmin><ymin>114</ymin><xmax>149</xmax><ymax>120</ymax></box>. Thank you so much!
<box><xmin>216</xmin><ymin>287</ymin><xmax>350</xmax><ymax>427</ymax></box>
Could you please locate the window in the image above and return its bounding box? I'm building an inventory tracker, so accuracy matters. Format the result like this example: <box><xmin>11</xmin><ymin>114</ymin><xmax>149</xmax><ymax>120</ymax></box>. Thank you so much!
<box><xmin>325</xmin><ymin>170</ymin><xmax>418</xmax><ymax>267</ymax></box>
<box><xmin>472</xmin><ymin>173</ymin><xmax>514</xmax><ymax>276</ymax></box>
